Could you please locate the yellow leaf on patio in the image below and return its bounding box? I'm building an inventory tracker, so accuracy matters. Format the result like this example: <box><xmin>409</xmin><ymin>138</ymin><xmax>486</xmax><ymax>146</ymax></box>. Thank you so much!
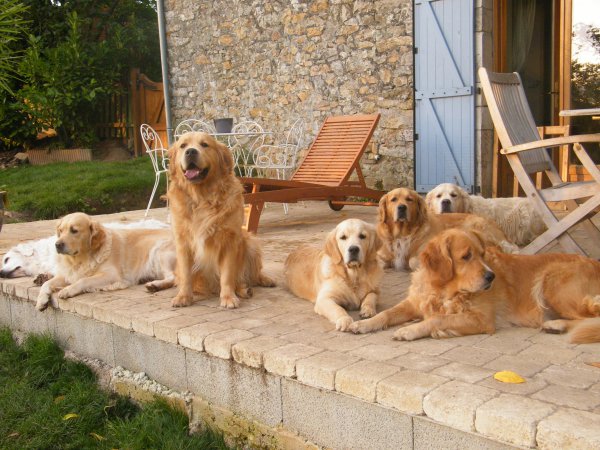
<box><xmin>62</xmin><ymin>413</ymin><xmax>79</xmax><ymax>421</ymax></box>
<box><xmin>493</xmin><ymin>370</ymin><xmax>526</xmax><ymax>384</ymax></box>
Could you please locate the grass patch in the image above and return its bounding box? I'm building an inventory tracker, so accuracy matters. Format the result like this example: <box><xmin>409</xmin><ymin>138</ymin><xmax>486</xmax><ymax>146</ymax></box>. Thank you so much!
<box><xmin>0</xmin><ymin>328</ymin><xmax>231</xmax><ymax>450</ymax></box>
<box><xmin>0</xmin><ymin>158</ymin><xmax>166</xmax><ymax>221</ymax></box>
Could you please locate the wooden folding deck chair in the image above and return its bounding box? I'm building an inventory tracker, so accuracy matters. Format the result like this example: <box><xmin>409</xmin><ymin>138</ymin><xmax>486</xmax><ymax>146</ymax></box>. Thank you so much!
<box><xmin>240</xmin><ymin>113</ymin><xmax>385</xmax><ymax>233</ymax></box>
<box><xmin>479</xmin><ymin>67</ymin><xmax>600</xmax><ymax>255</ymax></box>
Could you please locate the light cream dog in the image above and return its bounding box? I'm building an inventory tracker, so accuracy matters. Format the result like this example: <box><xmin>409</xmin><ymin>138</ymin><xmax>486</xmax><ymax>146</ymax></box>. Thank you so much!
<box><xmin>425</xmin><ymin>183</ymin><xmax>545</xmax><ymax>246</ymax></box>
<box><xmin>36</xmin><ymin>212</ymin><xmax>175</xmax><ymax>311</ymax></box>
<box><xmin>285</xmin><ymin>218</ymin><xmax>383</xmax><ymax>331</ymax></box>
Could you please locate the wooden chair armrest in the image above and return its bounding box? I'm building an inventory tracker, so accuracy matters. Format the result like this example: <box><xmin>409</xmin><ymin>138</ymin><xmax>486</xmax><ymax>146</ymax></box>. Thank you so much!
<box><xmin>501</xmin><ymin>134</ymin><xmax>600</xmax><ymax>155</ymax></box>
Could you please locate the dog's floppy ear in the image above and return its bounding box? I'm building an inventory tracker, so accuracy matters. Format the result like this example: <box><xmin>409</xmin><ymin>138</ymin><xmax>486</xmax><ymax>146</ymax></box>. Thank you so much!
<box><xmin>424</xmin><ymin>189</ymin><xmax>435</xmax><ymax>211</ymax></box>
<box><xmin>324</xmin><ymin>228</ymin><xmax>343</xmax><ymax>265</ymax></box>
<box><xmin>55</xmin><ymin>217</ymin><xmax>64</xmax><ymax>236</ymax></box>
<box><xmin>378</xmin><ymin>193</ymin><xmax>388</xmax><ymax>224</ymax></box>
<box><xmin>367</xmin><ymin>225</ymin><xmax>383</xmax><ymax>259</ymax></box>
<box><xmin>89</xmin><ymin>220</ymin><xmax>107</xmax><ymax>253</ymax></box>
<box><xmin>217</xmin><ymin>141</ymin><xmax>234</xmax><ymax>174</ymax></box>
<box><xmin>420</xmin><ymin>234</ymin><xmax>453</xmax><ymax>285</ymax></box>
<box><xmin>456</xmin><ymin>186</ymin><xmax>471</xmax><ymax>213</ymax></box>
<box><xmin>168</xmin><ymin>142</ymin><xmax>179</xmax><ymax>179</ymax></box>
<box><xmin>415</xmin><ymin>194</ymin><xmax>428</xmax><ymax>226</ymax></box>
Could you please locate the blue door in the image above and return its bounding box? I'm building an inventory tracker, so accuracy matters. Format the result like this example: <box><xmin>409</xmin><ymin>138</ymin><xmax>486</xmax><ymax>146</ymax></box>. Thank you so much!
<box><xmin>415</xmin><ymin>0</ymin><xmax>475</xmax><ymax>193</ymax></box>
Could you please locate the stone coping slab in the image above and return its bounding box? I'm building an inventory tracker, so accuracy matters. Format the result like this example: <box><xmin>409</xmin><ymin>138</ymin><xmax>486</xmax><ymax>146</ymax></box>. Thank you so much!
<box><xmin>2</xmin><ymin>204</ymin><xmax>600</xmax><ymax>449</ymax></box>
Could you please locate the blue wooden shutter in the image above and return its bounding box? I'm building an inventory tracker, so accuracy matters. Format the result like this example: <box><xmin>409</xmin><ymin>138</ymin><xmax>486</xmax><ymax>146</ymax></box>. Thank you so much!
<box><xmin>415</xmin><ymin>0</ymin><xmax>475</xmax><ymax>193</ymax></box>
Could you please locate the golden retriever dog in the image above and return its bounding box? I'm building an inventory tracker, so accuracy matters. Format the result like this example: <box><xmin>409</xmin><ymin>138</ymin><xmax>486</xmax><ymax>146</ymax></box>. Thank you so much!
<box><xmin>36</xmin><ymin>213</ymin><xmax>175</xmax><ymax>311</ymax></box>
<box><xmin>350</xmin><ymin>229</ymin><xmax>600</xmax><ymax>343</ymax></box>
<box><xmin>163</xmin><ymin>132</ymin><xmax>274</xmax><ymax>308</ymax></box>
<box><xmin>285</xmin><ymin>219</ymin><xmax>382</xmax><ymax>331</ymax></box>
<box><xmin>425</xmin><ymin>183</ymin><xmax>546</xmax><ymax>246</ymax></box>
<box><xmin>377</xmin><ymin>187</ymin><xmax>517</xmax><ymax>271</ymax></box>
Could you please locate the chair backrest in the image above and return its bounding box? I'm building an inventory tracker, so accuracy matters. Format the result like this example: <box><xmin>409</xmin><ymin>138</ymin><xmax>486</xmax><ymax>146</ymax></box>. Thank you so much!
<box><xmin>174</xmin><ymin>119</ymin><xmax>216</xmax><ymax>139</ymax></box>
<box><xmin>140</xmin><ymin>124</ymin><xmax>168</xmax><ymax>173</ymax></box>
<box><xmin>230</xmin><ymin>120</ymin><xmax>266</xmax><ymax>147</ymax></box>
<box><xmin>291</xmin><ymin>113</ymin><xmax>380</xmax><ymax>186</ymax></box>
<box><xmin>478</xmin><ymin>67</ymin><xmax>553</xmax><ymax>174</ymax></box>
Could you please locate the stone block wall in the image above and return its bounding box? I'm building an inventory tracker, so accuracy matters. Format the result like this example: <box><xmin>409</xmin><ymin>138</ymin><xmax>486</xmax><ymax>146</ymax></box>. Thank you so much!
<box><xmin>164</xmin><ymin>0</ymin><xmax>414</xmax><ymax>190</ymax></box>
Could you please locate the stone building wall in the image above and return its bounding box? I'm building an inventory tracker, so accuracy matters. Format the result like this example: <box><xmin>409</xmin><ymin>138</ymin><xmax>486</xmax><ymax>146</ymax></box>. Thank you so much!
<box><xmin>164</xmin><ymin>0</ymin><xmax>414</xmax><ymax>190</ymax></box>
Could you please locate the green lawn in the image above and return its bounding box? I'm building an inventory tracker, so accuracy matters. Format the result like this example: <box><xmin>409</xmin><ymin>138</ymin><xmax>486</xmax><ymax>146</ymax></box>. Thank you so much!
<box><xmin>0</xmin><ymin>158</ymin><xmax>166</xmax><ymax>221</ymax></box>
<box><xmin>0</xmin><ymin>328</ymin><xmax>231</xmax><ymax>450</ymax></box>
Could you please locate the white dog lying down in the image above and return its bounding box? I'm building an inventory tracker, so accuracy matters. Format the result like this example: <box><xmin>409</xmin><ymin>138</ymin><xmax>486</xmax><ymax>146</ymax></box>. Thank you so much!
<box><xmin>35</xmin><ymin>213</ymin><xmax>175</xmax><ymax>311</ymax></box>
<box><xmin>0</xmin><ymin>218</ymin><xmax>168</xmax><ymax>280</ymax></box>
<box><xmin>425</xmin><ymin>183</ymin><xmax>546</xmax><ymax>247</ymax></box>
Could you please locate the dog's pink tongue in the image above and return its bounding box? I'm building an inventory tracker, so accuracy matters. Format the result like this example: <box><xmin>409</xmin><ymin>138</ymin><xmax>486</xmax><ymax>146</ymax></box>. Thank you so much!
<box><xmin>184</xmin><ymin>169</ymin><xmax>200</xmax><ymax>179</ymax></box>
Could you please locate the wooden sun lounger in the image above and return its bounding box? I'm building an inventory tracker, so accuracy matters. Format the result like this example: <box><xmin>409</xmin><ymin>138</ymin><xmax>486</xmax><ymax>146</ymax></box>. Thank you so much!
<box><xmin>240</xmin><ymin>113</ymin><xmax>385</xmax><ymax>233</ymax></box>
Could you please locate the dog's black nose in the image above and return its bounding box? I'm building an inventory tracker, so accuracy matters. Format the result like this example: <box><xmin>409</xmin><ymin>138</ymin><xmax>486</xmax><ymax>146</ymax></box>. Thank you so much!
<box><xmin>185</xmin><ymin>148</ymin><xmax>198</xmax><ymax>157</ymax></box>
<box><xmin>441</xmin><ymin>199</ymin><xmax>451</xmax><ymax>206</ymax></box>
<box><xmin>484</xmin><ymin>270</ymin><xmax>495</xmax><ymax>284</ymax></box>
<box><xmin>55</xmin><ymin>242</ymin><xmax>65</xmax><ymax>252</ymax></box>
<box><xmin>348</xmin><ymin>245</ymin><xmax>360</xmax><ymax>256</ymax></box>
<box><xmin>397</xmin><ymin>204</ymin><xmax>407</xmax><ymax>211</ymax></box>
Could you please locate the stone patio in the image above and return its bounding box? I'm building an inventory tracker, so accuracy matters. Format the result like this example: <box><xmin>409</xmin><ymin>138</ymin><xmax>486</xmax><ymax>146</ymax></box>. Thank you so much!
<box><xmin>1</xmin><ymin>203</ymin><xmax>600</xmax><ymax>449</ymax></box>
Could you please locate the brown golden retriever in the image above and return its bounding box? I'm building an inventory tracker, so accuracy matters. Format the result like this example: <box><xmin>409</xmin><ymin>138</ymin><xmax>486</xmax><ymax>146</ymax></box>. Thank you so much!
<box><xmin>36</xmin><ymin>212</ymin><xmax>175</xmax><ymax>311</ymax></box>
<box><xmin>285</xmin><ymin>219</ymin><xmax>382</xmax><ymax>331</ymax></box>
<box><xmin>161</xmin><ymin>132</ymin><xmax>274</xmax><ymax>308</ymax></box>
<box><xmin>350</xmin><ymin>228</ymin><xmax>600</xmax><ymax>343</ymax></box>
<box><xmin>377</xmin><ymin>187</ymin><xmax>517</xmax><ymax>271</ymax></box>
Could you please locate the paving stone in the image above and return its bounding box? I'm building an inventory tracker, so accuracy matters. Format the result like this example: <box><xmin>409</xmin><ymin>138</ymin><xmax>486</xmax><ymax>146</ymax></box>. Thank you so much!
<box><xmin>532</xmin><ymin>384</ymin><xmax>600</xmax><ymax>410</ymax></box>
<box><xmin>474</xmin><ymin>332</ymin><xmax>534</xmax><ymax>355</ymax></box>
<box><xmin>231</xmin><ymin>335</ymin><xmax>288</xmax><ymax>368</ymax></box>
<box><xmin>347</xmin><ymin>343</ymin><xmax>409</xmax><ymax>361</ymax></box>
<box><xmin>444</xmin><ymin>333</ymin><xmax>490</xmax><ymax>346</ymax></box>
<box><xmin>130</xmin><ymin>309</ymin><xmax>181</xmax><ymax>336</ymax></box>
<box><xmin>538</xmin><ymin>364</ymin><xmax>600</xmax><ymax>389</ymax></box>
<box><xmin>201</xmin><ymin>310</ymin><xmax>243</xmax><ymax>323</ymax></box>
<box><xmin>282</xmin><ymin>378</ymin><xmax>412</xmax><ymax>450</ymax></box>
<box><xmin>401</xmin><ymin>338</ymin><xmax>458</xmax><ymax>356</ymax></box>
<box><xmin>153</xmin><ymin>315</ymin><xmax>207</xmax><ymax>343</ymax></box>
<box><xmin>537</xmin><ymin>408</ymin><xmax>600</xmax><ymax>449</ymax></box>
<box><xmin>318</xmin><ymin>334</ymin><xmax>368</xmax><ymax>352</ymax></box>
<box><xmin>377</xmin><ymin>370</ymin><xmax>448</xmax><ymax>415</ymax></box>
<box><xmin>221</xmin><ymin>317</ymin><xmax>270</xmax><ymax>330</ymax></box>
<box><xmin>335</xmin><ymin>360</ymin><xmax>399</xmax><ymax>402</ymax></box>
<box><xmin>296</xmin><ymin>351</ymin><xmax>359</xmax><ymax>390</ymax></box>
<box><xmin>178</xmin><ymin>322</ymin><xmax>229</xmax><ymax>352</ymax></box>
<box><xmin>484</xmin><ymin>354</ymin><xmax>551</xmax><ymax>377</ymax></box>
<box><xmin>112</xmin><ymin>326</ymin><xmax>187</xmax><ymax>392</ymax></box>
<box><xmin>263</xmin><ymin>343</ymin><xmax>323</xmax><ymax>377</ymax></box>
<box><xmin>72</xmin><ymin>294</ymin><xmax>121</xmax><ymax>318</ymax></box>
<box><xmin>575</xmin><ymin>341</ymin><xmax>600</xmax><ymax>355</ymax></box>
<box><xmin>442</xmin><ymin>346</ymin><xmax>502</xmax><ymax>366</ymax></box>
<box><xmin>413</xmin><ymin>416</ymin><xmax>515</xmax><ymax>450</ymax></box>
<box><xmin>389</xmin><ymin>352</ymin><xmax>450</xmax><ymax>371</ymax></box>
<box><xmin>204</xmin><ymin>328</ymin><xmax>255</xmax><ymax>359</ymax></box>
<box><xmin>432</xmin><ymin>362</ymin><xmax>495</xmax><ymax>383</ymax></box>
<box><xmin>186</xmin><ymin>349</ymin><xmax>282</xmax><ymax>427</ymax></box>
<box><xmin>527</xmin><ymin>331</ymin><xmax>577</xmax><ymax>348</ymax></box>
<box><xmin>243</xmin><ymin>306</ymin><xmax>288</xmax><ymax>320</ymax></box>
<box><xmin>423</xmin><ymin>380</ymin><xmax>498</xmax><ymax>433</ymax></box>
<box><xmin>475</xmin><ymin>394</ymin><xmax>555</xmax><ymax>447</ymax></box>
<box><xmin>179</xmin><ymin>304</ymin><xmax>218</xmax><ymax>316</ymax></box>
<box><xmin>591</xmin><ymin>382</ymin><xmax>600</xmax><ymax>393</ymax></box>
<box><xmin>282</xmin><ymin>329</ymin><xmax>331</xmax><ymax>345</ymax></box>
<box><xmin>518</xmin><ymin>343</ymin><xmax>581</xmax><ymax>365</ymax></box>
<box><xmin>93</xmin><ymin>297</ymin><xmax>146</xmax><ymax>323</ymax></box>
<box><xmin>361</xmin><ymin>328</ymin><xmax>400</xmax><ymax>344</ymax></box>
<box><xmin>251</xmin><ymin>321</ymin><xmax>297</xmax><ymax>336</ymax></box>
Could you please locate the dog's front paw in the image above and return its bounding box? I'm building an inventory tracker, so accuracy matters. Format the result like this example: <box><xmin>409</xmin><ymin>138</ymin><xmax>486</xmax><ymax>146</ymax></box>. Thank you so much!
<box><xmin>171</xmin><ymin>294</ymin><xmax>193</xmax><ymax>307</ymax></box>
<box><xmin>57</xmin><ymin>286</ymin><xmax>76</xmax><ymax>299</ymax></box>
<box><xmin>542</xmin><ymin>319</ymin><xmax>568</xmax><ymax>334</ymax></box>
<box><xmin>335</xmin><ymin>316</ymin><xmax>353</xmax><ymax>332</ymax></box>
<box><xmin>349</xmin><ymin>319</ymin><xmax>374</xmax><ymax>334</ymax></box>
<box><xmin>236</xmin><ymin>286</ymin><xmax>253</xmax><ymax>299</ymax></box>
<box><xmin>35</xmin><ymin>292</ymin><xmax>51</xmax><ymax>312</ymax></box>
<box><xmin>359</xmin><ymin>304</ymin><xmax>376</xmax><ymax>319</ymax></box>
<box><xmin>220</xmin><ymin>294</ymin><xmax>240</xmax><ymax>309</ymax></box>
<box><xmin>258</xmin><ymin>274</ymin><xmax>276</xmax><ymax>288</ymax></box>
<box><xmin>393</xmin><ymin>326</ymin><xmax>421</xmax><ymax>341</ymax></box>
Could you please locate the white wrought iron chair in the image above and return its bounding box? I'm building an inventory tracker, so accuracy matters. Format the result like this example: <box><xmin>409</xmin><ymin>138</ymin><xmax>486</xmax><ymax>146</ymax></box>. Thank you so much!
<box><xmin>250</xmin><ymin>118</ymin><xmax>305</xmax><ymax>214</ymax></box>
<box><xmin>229</xmin><ymin>120</ymin><xmax>267</xmax><ymax>177</ymax></box>
<box><xmin>140</xmin><ymin>124</ymin><xmax>169</xmax><ymax>219</ymax></box>
<box><xmin>173</xmin><ymin>119</ymin><xmax>216</xmax><ymax>139</ymax></box>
